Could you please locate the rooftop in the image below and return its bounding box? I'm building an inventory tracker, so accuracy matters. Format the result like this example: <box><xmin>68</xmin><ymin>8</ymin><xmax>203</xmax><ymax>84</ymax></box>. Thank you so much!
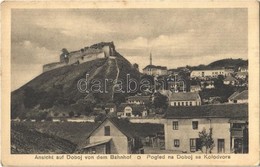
<box><xmin>143</xmin><ymin>65</ymin><xmax>167</xmax><ymax>70</ymax></box>
<box><xmin>224</xmin><ymin>76</ymin><xmax>238</xmax><ymax>82</ymax></box>
<box><xmin>118</xmin><ymin>103</ymin><xmax>146</xmax><ymax>115</ymax></box>
<box><xmin>165</xmin><ymin>103</ymin><xmax>248</xmax><ymax>119</ymax></box>
<box><xmin>228</xmin><ymin>90</ymin><xmax>248</xmax><ymax>100</ymax></box>
<box><xmin>86</xmin><ymin>117</ymin><xmax>137</xmax><ymax>139</ymax></box>
<box><xmin>170</xmin><ymin>92</ymin><xmax>200</xmax><ymax>101</ymax></box>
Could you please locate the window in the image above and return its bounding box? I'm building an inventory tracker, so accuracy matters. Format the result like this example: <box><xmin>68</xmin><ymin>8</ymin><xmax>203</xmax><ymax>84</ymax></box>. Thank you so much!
<box><xmin>178</xmin><ymin>102</ymin><xmax>180</xmax><ymax>106</ymax></box>
<box><xmin>174</xmin><ymin>102</ymin><xmax>176</xmax><ymax>106</ymax></box>
<box><xmin>172</xmin><ymin>121</ymin><xmax>178</xmax><ymax>130</ymax></box>
<box><xmin>126</xmin><ymin>113</ymin><xmax>131</xmax><ymax>117</ymax></box>
<box><xmin>218</xmin><ymin>139</ymin><xmax>225</xmax><ymax>153</ymax></box>
<box><xmin>186</xmin><ymin>102</ymin><xmax>188</xmax><ymax>106</ymax></box>
<box><xmin>182</xmin><ymin>102</ymin><xmax>184</xmax><ymax>106</ymax></box>
<box><xmin>192</xmin><ymin>121</ymin><xmax>198</xmax><ymax>130</ymax></box>
<box><xmin>174</xmin><ymin>139</ymin><xmax>180</xmax><ymax>147</ymax></box>
<box><xmin>104</xmin><ymin>126</ymin><xmax>110</xmax><ymax>136</ymax></box>
<box><xmin>190</xmin><ymin>102</ymin><xmax>192</xmax><ymax>106</ymax></box>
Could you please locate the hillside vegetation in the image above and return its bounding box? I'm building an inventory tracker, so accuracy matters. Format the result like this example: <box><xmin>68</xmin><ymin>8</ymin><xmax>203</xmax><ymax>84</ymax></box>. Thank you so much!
<box><xmin>11</xmin><ymin>51</ymin><xmax>141</xmax><ymax>119</ymax></box>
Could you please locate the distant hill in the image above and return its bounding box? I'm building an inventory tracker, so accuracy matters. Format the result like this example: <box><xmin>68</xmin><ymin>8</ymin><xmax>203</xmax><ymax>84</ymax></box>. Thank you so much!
<box><xmin>207</xmin><ymin>58</ymin><xmax>248</xmax><ymax>69</ymax></box>
<box><xmin>189</xmin><ymin>58</ymin><xmax>248</xmax><ymax>71</ymax></box>
<box><xmin>11</xmin><ymin>43</ymin><xmax>141</xmax><ymax>119</ymax></box>
<box><xmin>11</xmin><ymin>122</ymin><xmax>77</xmax><ymax>154</ymax></box>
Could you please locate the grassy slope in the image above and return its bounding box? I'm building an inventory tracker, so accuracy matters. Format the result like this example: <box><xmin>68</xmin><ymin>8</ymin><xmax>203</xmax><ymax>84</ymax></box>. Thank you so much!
<box><xmin>11</xmin><ymin>51</ymin><xmax>141</xmax><ymax>117</ymax></box>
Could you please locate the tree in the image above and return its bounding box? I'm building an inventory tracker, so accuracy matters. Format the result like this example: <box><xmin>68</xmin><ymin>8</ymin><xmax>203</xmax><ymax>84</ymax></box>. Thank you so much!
<box><xmin>198</xmin><ymin>128</ymin><xmax>214</xmax><ymax>154</ymax></box>
<box><xmin>133</xmin><ymin>63</ymin><xmax>139</xmax><ymax>71</ymax></box>
<box><xmin>153</xmin><ymin>93</ymin><xmax>168</xmax><ymax>109</ymax></box>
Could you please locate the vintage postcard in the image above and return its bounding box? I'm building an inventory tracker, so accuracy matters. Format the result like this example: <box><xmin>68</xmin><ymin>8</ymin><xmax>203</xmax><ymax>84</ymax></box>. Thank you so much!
<box><xmin>1</xmin><ymin>0</ymin><xmax>259</xmax><ymax>166</ymax></box>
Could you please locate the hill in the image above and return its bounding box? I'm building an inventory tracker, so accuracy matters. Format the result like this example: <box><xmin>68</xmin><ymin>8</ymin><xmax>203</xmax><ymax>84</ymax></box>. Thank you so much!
<box><xmin>11</xmin><ymin>43</ymin><xmax>141</xmax><ymax>119</ymax></box>
<box><xmin>207</xmin><ymin>58</ymin><xmax>248</xmax><ymax>69</ymax></box>
<box><xmin>189</xmin><ymin>58</ymin><xmax>248</xmax><ymax>70</ymax></box>
<box><xmin>11</xmin><ymin>122</ymin><xmax>77</xmax><ymax>154</ymax></box>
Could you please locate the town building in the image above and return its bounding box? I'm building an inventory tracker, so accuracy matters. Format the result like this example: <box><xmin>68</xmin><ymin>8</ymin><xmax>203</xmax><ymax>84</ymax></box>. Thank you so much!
<box><xmin>126</xmin><ymin>96</ymin><xmax>151</xmax><ymax>105</ymax></box>
<box><xmin>143</xmin><ymin>65</ymin><xmax>168</xmax><ymax>76</ymax></box>
<box><xmin>104</xmin><ymin>103</ymin><xmax>117</xmax><ymax>113</ymax></box>
<box><xmin>238</xmin><ymin>66</ymin><xmax>248</xmax><ymax>72</ymax></box>
<box><xmin>164</xmin><ymin>104</ymin><xmax>248</xmax><ymax>154</ymax></box>
<box><xmin>169</xmin><ymin>92</ymin><xmax>201</xmax><ymax>107</ymax></box>
<box><xmin>190</xmin><ymin>85</ymin><xmax>201</xmax><ymax>92</ymax></box>
<box><xmin>228</xmin><ymin>90</ymin><xmax>248</xmax><ymax>104</ymax></box>
<box><xmin>142</xmin><ymin>53</ymin><xmax>167</xmax><ymax>76</ymax></box>
<box><xmin>117</xmin><ymin>103</ymin><xmax>148</xmax><ymax>118</ymax></box>
<box><xmin>190</xmin><ymin>68</ymin><xmax>233</xmax><ymax>79</ymax></box>
<box><xmin>200</xmin><ymin>80</ymin><xmax>215</xmax><ymax>89</ymax></box>
<box><xmin>81</xmin><ymin>117</ymin><xmax>143</xmax><ymax>154</ymax></box>
<box><xmin>223</xmin><ymin>76</ymin><xmax>239</xmax><ymax>85</ymax></box>
<box><xmin>235</xmin><ymin>72</ymin><xmax>248</xmax><ymax>80</ymax></box>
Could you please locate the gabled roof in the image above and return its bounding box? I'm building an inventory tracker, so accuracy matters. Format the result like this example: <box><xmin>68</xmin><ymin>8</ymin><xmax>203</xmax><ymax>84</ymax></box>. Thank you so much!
<box><xmin>86</xmin><ymin>117</ymin><xmax>137</xmax><ymax>140</ymax></box>
<box><xmin>224</xmin><ymin>76</ymin><xmax>238</xmax><ymax>82</ymax></box>
<box><xmin>236</xmin><ymin>72</ymin><xmax>248</xmax><ymax>76</ymax></box>
<box><xmin>228</xmin><ymin>90</ymin><xmax>248</xmax><ymax>100</ymax></box>
<box><xmin>170</xmin><ymin>92</ymin><xmax>200</xmax><ymax>101</ymax></box>
<box><xmin>118</xmin><ymin>103</ymin><xmax>146</xmax><ymax>115</ymax></box>
<box><xmin>165</xmin><ymin>103</ymin><xmax>248</xmax><ymax>119</ymax></box>
<box><xmin>143</xmin><ymin>65</ymin><xmax>167</xmax><ymax>70</ymax></box>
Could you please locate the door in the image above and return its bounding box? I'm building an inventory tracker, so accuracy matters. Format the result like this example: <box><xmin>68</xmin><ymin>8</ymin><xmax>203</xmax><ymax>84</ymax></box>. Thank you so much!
<box><xmin>218</xmin><ymin>139</ymin><xmax>225</xmax><ymax>153</ymax></box>
<box><xmin>234</xmin><ymin>138</ymin><xmax>243</xmax><ymax>153</ymax></box>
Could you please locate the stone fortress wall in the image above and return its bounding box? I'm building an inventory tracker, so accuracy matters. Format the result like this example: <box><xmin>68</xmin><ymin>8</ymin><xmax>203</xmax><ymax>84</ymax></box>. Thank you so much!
<box><xmin>43</xmin><ymin>42</ymin><xmax>115</xmax><ymax>72</ymax></box>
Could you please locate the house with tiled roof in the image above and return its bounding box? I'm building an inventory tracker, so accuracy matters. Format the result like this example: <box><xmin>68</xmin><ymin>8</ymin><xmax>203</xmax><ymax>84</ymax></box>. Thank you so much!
<box><xmin>104</xmin><ymin>103</ymin><xmax>117</xmax><ymax>113</ymax></box>
<box><xmin>190</xmin><ymin>85</ymin><xmax>201</xmax><ymax>92</ymax></box>
<box><xmin>117</xmin><ymin>103</ymin><xmax>148</xmax><ymax>118</ymax></box>
<box><xmin>169</xmin><ymin>92</ymin><xmax>201</xmax><ymax>107</ymax></box>
<box><xmin>223</xmin><ymin>75</ymin><xmax>239</xmax><ymax>85</ymax></box>
<box><xmin>143</xmin><ymin>65</ymin><xmax>167</xmax><ymax>76</ymax></box>
<box><xmin>164</xmin><ymin>103</ymin><xmax>248</xmax><ymax>154</ymax></box>
<box><xmin>228</xmin><ymin>90</ymin><xmax>248</xmax><ymax>104</ymax></box>
<box><xmin>126</xmin><ymin>95</ymin><xmax>151</xmax><ymax>105</ymax></box>
<box><xmin>80</xmin><ymin>117</ymin><xmax>143</xmax><ymax>154</ymax></box>
<box><xmin>235</xmin><ymin>71</ymin><xmax>248</xmax><ymax>80</ymax></box>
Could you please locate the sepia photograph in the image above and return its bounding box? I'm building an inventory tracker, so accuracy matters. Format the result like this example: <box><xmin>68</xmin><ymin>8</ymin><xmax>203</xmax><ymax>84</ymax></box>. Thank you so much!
<box><xmin>1</xmin><ymin>0</ymin><xmax>259</xmax><ymax>166</ymax></box>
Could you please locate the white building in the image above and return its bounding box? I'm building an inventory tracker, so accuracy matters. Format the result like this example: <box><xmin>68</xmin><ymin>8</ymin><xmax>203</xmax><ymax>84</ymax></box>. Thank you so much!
<box><xmin>190</xmin><ymin>68</ymin><xmax>232</xmax><ymax>79</ymax></box>
<box><xmin>164</xmin><ymin>104</ymin><xmax>248</xmax><ymax>154</ymax></box>
<box><xmin>169</xmin><ymin>92</ymin><xmax>201</xmax><ymax>107</ymax></box>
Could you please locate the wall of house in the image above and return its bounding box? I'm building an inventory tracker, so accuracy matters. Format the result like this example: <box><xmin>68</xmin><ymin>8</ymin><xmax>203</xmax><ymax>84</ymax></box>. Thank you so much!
<box><xmin>83</xmin><ymin>144</ymin><xmax>106</xmax><ymax>154</ymax></box>
<box><xmin>89</xmin><ymin>120</ymin><xmax>129</xmax><ymax>154</ymax></box>
<box><xmin>169</xmin><ymin>100</ymin><xmax>201</xmax><ymax>106</ymax></box>
<box><xmin>164</xmin><ymin>118</ymin><xmax>231</xmax><ymax>153</ymax></box>
<box><xmin>129</xmin><ymin>118</ymin><xmax>165</xmax><ymax>124</ymax></box>
<box><xmin>191</xmin><ymin>70</ymin><xmax>226</xmax><ymax>78</ymax></box>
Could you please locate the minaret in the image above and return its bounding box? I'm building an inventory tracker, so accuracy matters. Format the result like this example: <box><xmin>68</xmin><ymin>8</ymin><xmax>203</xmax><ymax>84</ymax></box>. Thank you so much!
<box><xmin>150</xmin><ymin>53</ymin><xmax>152</xmax><ymax>65</ymax></box>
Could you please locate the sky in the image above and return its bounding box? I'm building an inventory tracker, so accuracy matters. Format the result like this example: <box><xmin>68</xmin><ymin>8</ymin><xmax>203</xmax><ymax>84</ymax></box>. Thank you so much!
<box><xmin>11</xmin><ymin>8</ymin><xmax>248</xmax><ymax>91</ymax></box>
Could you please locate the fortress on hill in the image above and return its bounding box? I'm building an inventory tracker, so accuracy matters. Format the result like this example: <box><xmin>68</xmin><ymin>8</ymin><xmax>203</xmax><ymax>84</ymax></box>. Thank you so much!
<box><xmin>43</xmin><ymin>42</ymin><xmax>116</xmax><ymax>72</ymax></box>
